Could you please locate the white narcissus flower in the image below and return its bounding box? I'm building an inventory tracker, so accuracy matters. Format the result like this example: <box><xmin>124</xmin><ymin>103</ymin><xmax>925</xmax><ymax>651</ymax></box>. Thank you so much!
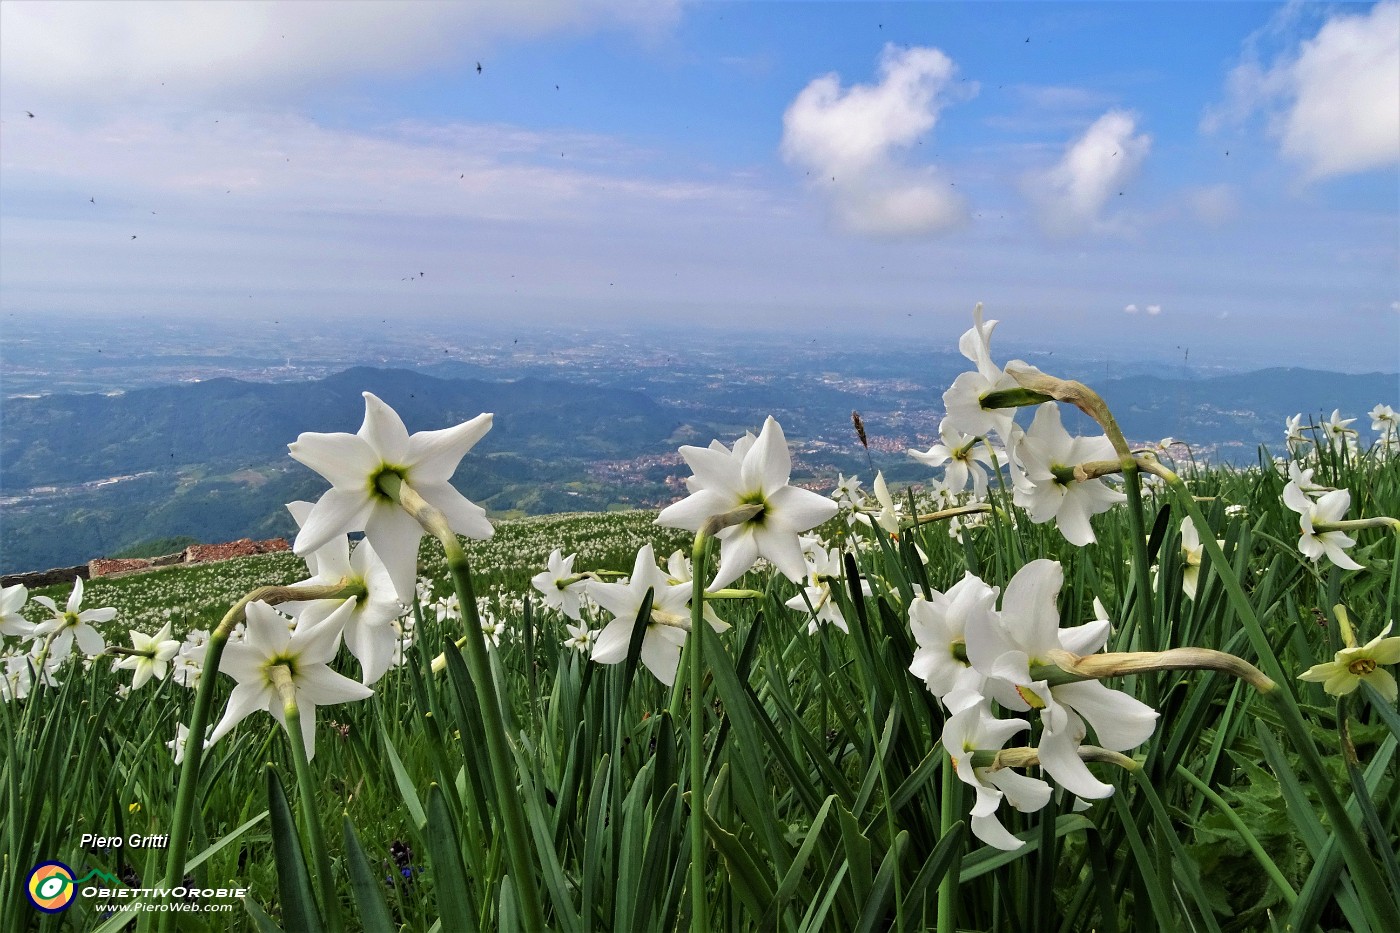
<box><xmin>479</xmin><ymin>612</ymin><xmax>507</xmax><ymax>647</ymax></box>
<box><xmin>1322</xmin><ymin>409</ymin><xmax>1357</xmax><ymax>449</ymax></box>
<box><xmin>1</xmin><ymin>584</ymin><xmax>34</xmax><ymax>639</ymax></box>
<box><xmin>167</xmin><ymin>723</ymin><xmax>204</xmax><ymax>766</ymax></box>
<box><xmin>285</xmin><ymin>501</ymin><xmax>406</xmax><ymax>685</ymax></box>
<box><xmin>1177</xmin><ymin>518</ymin><xmax>1223</xmax><ymax>601</ymax></box>
<box><xmin>589</xmin><ymin>545</ymin><xmax>730</xmax><ymax>686</ymax></box>
<box><xmin>531</xmin><ymin>549</ymin><xmax>586</xmax><ymax>621</ymax></box>
<box><xmin>1369</xmin><ymin>403</ymin><xmax>1397</xmax><ymax>435</ymax></box>
<box><xmin>1287</xmin><ymin>462</ymin><xmax>1328</xmax><ymax>495</ymax></box>
<box><xmin>665</xmin><ymin>549</ymin><xmax>694</xmax><ymax>584</ymax></box>
<box><xmin>1282</xmin><ymin>481</ymin><xmax>1363</xmax><ymax>570</ymax></box>
<box><xmin>1299</xmin><ymin>624</ymin><xmax>1400</xmax><ymax>702</ymax></box>
<box><xmin>115</xmin><ymin>620</ymin><xmax>180</xmax><ymax>690</ymax></box>
<box><xmin>941</xmin><ymin>303</ymin><xmax>1046</xmax><ymax>446</ymax></box>
<box><xmin>908</xmin><ymin>421</ymin><xmax>997</xmax><ymax>499</ymax></box>
<box><xmin>964</xmin><ymin>560</ymin><xmax>1158</xmax><ymax>800</ymax></box>
<box><xmin>832</xmin><ymin>473</ymin><xmax>863</xmax><ymax>506</ymax></box>
<box><xmin>288</xmin><ymin>391</ymin><xmax>494</xmax><ymax>602</ymax></box>
<box><xmin>908</xmin><ymin>572</ymin><xmax>998</xmax><ymax>713</ymax></box>
<box><xmin>1284</xmin><ymin>413</ymin><xmax>1312</xmax><ymax>456</ymax></box>
<box><xmin>32</xmin><ymin>577</ymin><xmax>115</xmax><ymax>659</ymax></box>
<box><xmin>785</xmin><ymin>546</ymin><xmax>866</xmax><ymax>635</ymax></box>
<box><xmin>657</xmin><ymin>417</ymin><xmax>838</xmax><ymax>591</ymax></box>
<box><xmin>207</xmin><ymin>600</ymin><xmax>373</xmax><ymax>761</ymax></box>
<box><xmin>563</xmin><ymin>622</ymin><xmax>595</xmax><ymax>654</ymax></box>
<box><xmin>867</xmin><ymin>471</ymin><xmax>902</xmax><ymax>536</ymax></box>
<box><xmin>942</xmin><ymin>701</ymin><xmax>1052</xmax><ymax>851</ymax></box>
<box><xmin>1010</xmin><ymin>404</ymin><xmax>1126</xmax><ymax>546</ymax></box>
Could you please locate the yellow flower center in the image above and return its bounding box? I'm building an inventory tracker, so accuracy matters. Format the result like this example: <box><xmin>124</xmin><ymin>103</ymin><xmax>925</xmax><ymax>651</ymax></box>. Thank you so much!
<box><xmin>1348</xmin><ymin>658</ymin><xmax>1377</xmax><ymax>676</ymax></box>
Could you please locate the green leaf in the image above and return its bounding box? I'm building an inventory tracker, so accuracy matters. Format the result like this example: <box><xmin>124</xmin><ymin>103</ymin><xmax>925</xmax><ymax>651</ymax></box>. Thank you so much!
<box><xmin>266</xmin><ymin>765</ymin><xmax>324</xmax><ymax>933</ymax></box>
<box><xmin>425</xmin><ymin>783</ymin><xmax>479</xmax><ymax>931</ymax></box>
<box><xmin>377</xmin><ymin>720</ymin><xmax>428</xmax><ymax>834</ymax></box>
<box><xmin>704</xmin><ymin>812</ymin><xmax>776</xmax><ymax>920</ymax></box>
<box><xmin>342</xmin><ymin>816</ymin><xmax>395</xmax><ymax>933</ymax></box>
<box><xmin>243</xmin><ymin>894</ymin><xmax>286</xmax><ymax>933</ymax></box>
<box><xmin>856</xmin><ymin>830</ymin><xmax>908</xmax><ymax>933</ymax></box>
<box><xmin>906</xmin><ymin>821</ymin><xmax>966</xmax><ymax>921</ymax></box>
<box><xmin>958</xmin><ymin>814</ymin><xmax>1093</xmax><ymax>881</ymax></box>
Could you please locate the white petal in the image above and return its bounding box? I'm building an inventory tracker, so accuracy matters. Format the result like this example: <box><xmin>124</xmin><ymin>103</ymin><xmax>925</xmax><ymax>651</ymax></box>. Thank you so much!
<box><xmin>295</xmin><ymin>664</ymin><xmax>373</xmax><ymax>707</ymax></box>
<box><xmin>767</xmin><ymin>485</ymin><xmax>839</xmax><ymax>534</ymax></box>
<box><xmin>415</xmin><ymin>482</ymin><xmax>493</xmax><ymax>540</ymax></box>
<box><xmin>709</xmin><ymin>529</ymin><xmax>760</xmax><ymax>591</ymax></box>
<box><xmin>219</xmin><ymin>643</ymin><xmax>265</xmax><ymax>684</ymax></box>
<box><xmin>639</xmin><ymin>629</ymin><xmax>684</xmax><ymax>686</ymax></box>
<box><xmin>74</xmin><ymin>624</ymin><xmax>105</xmax><ymax>657</ymax></box>
<box><xmin>288</xmin><ymin>432</ymin><xmax>380</xmax><ymax>489</ymax></box>
<box><xmin>1053</xmin><ymin>500</ymin><xmax>1098</xmax><ymax>547</ymax></box>
<box><xmin>999</xmin><ymin>560</ymin><xmax>1064</xmax><ymax>657</ymax></box>
<box><xmin>986</xmin><ymin>768</ymin><xmax>1053</xmax><ymax>813</ymax></box>
<box><xmin>657</xmin><ymin>489</ymin><xmax>733</xmax><ymax>532</ymax></box>
<box><xmin>291</xmin><ymin>600</ymin><xmax>353</xmax><ymax>664</ymax></box>
<box><xmin>1037</xmin><ymin>731</ymin><xmax>1114</xmax><ymax>799</ymax></box>
<box><xmin>971</xmin><ymin>812</ymin><xmax>1026</xmax><ymax>851</ymax></box>
<box><xmin>207</xmin><ymin>682</ymin><xmax>273</xmax><ymax>748</ymax></box>
<box><xmin>744</xmin><ymin>417</ymin><xmax>792</xmax><ymax>494</ymax></box>
<box><xmin>1320</xmin><ymin>536</ymin><xmax>1363</xmax><ymax>571</ymax></box>
<box><xmin>364</xmin><ymin>503</ymin><xmax>423</xmax><ymax>602</ymax></box>
<box><xmin>359</xmin><ymin>392</ymin><xmax>411</xmax><ymax>462</ymax></box>
<box><xmin>1053</xmin><ymin>680</ymin><xmax>1158</xmax><ymax>751</ymax></box>
<box><xmin>1058</xmin><ymin>618</ymin><xmax>1110</xmax><ymax>656</ymax></box>
<box><xmin>677</xmin><ymin>445</ymin><xmax>743</xmax><ymax>498</ymax></box>
<box><xmin>752</xmin><ymin>524</ymin><xmax>809</xmax><ymax>583</ymax></box>
<box><xmin>244</xmin><ymin>602</ymin><xmax>293</xmax><ymax>656</ymax></box>
<box><xmin>406</xmin><ymin>413</ymin><xmax>493</xmax><ymax>484</ymax></box>
<box><xmin>344</xmin><ymin>617</ymin><xmax>399</xmax><ymax>685</ymax></box>
<box><xmin>590</xmin><ymin>617</ymin><xmax>635</xmax><ymax>664</ymax></box>
<box><xmin>295</xmin><ymin>489</ymin><xmax>374</xmax><ymax>556</ymax></box>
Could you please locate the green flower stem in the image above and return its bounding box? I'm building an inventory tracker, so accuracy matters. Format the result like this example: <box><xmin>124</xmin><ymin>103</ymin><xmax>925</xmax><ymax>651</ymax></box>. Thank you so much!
<box><xmin>383</xmin><ymin>475</ymin><xmax>546</xmax><ymax>933</ymax></box>
<box><xmin>158</xmin><ymin>581</ymin><xmax>357</xmax><ymax>933</ymax></box>
<box><xmin>271</xmin><ymin>666</ymin><xmax>343</xmax><ymax>933</ymax></box>
<box><xmin>1138</xmin><ymin>457</ymin><xmax>1395</xmax><ymax>917</ymax></box>
<box><xmin>936</xmin><ymin>747</ymin><xmax>957</xmax><ymax>933</ymax></box>
<box><xmin>688</xmin><ymin>530</ymin><xmax>711</xmax><ymax>933</ymax></box>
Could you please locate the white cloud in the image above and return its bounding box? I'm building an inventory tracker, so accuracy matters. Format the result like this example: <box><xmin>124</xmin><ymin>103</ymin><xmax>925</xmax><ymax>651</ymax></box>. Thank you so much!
<box><xmin>1023</xmin><ymin>110</ymin><xmax>1150</xmax><ymax>236</ymax></box>
<box><xmin>780</xmin><ymin>44</ymin><xmax>973</xmax><ymax>236</ymax></box>
<box><xmin>1123</xmin><ymin>302</ymin><xmax>1162</xmax><ymax>316</ymax></box>
<box><xmin>1206</xmin><ymin>1</ymin><xmax>1399</xmax><ymax>180</ymax></box>
<box><xmin>0</xmin><ymin>0</ymin><xmax>677</xmax><ymax>105</ymax></box>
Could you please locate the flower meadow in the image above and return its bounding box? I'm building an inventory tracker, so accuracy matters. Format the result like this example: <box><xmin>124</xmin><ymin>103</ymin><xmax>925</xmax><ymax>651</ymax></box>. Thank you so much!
<box><xmin>3</xmin><ymin>309</ymin><xmax>1398</xmax><ymax>933</ymax></box>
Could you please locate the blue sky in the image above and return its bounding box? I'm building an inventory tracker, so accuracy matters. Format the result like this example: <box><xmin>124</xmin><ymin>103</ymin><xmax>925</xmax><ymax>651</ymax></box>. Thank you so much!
<box><xmin>1</xmin><ymin>1</ymin><xmax>1396</xmax><ymax>371</ymax></box>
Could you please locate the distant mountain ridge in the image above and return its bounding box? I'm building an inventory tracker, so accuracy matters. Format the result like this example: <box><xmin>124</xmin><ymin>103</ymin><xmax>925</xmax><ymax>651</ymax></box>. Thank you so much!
<box><xmin>1</xmin><ymin>362</ymin><xmax>1393</xmax><ymax>574</ymax></box>
<box><xmin>1086</xmin><ymin>367</ymin><xmax>1398</xmax><ymax>449</ymax></box>
<box><xmin>0</xmin><ymin>367</ymin><xmax>700</xmax><ymax>573</ymax></box>
<box><xmin>1</xmin><ymin>367</ymin><xmax>681</xmax><ymax>492</ymax></box>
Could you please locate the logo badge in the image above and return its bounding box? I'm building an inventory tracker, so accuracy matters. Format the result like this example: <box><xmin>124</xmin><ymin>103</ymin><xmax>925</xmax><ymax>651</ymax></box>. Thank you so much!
<box><xmin>27</xmin><ymin>861</ymin><xmax>77</xmax><ymax>913</ymax></box>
